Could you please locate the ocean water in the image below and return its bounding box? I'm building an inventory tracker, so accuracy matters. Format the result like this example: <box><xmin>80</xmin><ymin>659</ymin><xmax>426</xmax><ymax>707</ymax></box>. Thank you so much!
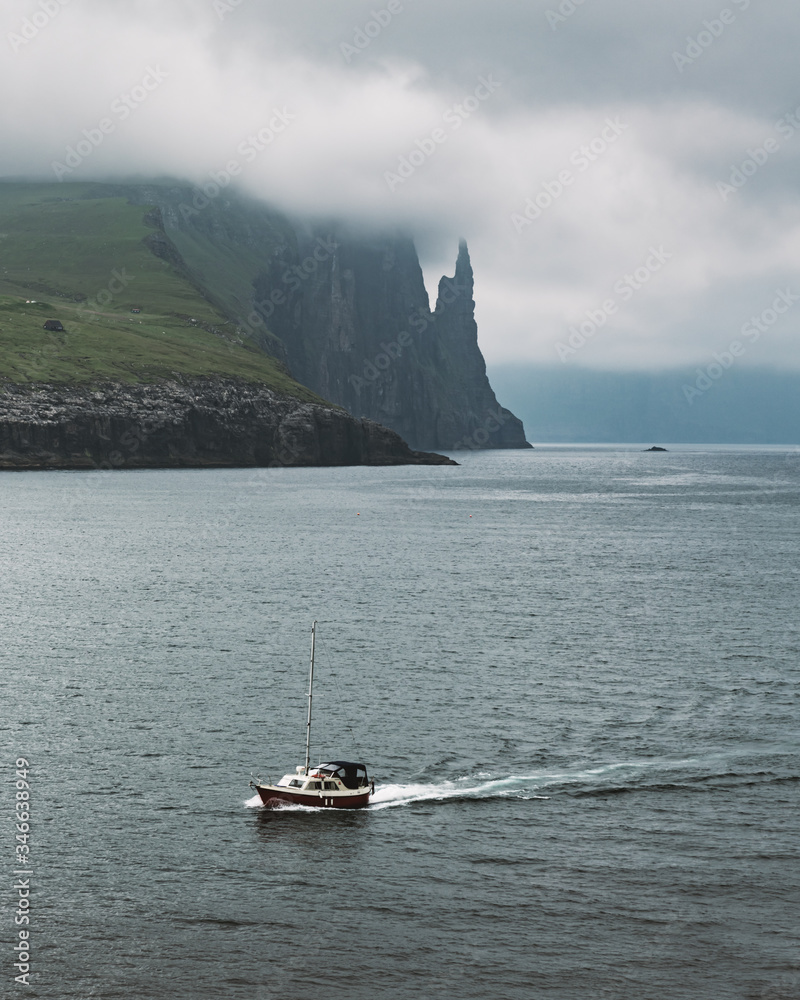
<box><xmin>2</xmin><ymin>446</ymin><xmax>798</xmax><ymax>1000</ymax></box>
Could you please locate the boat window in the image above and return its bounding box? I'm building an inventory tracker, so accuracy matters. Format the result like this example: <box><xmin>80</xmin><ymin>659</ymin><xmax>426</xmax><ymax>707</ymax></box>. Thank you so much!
<box><xmin>316</xmin><ymin>762</ymin><xmax>369</xmax><ymax>789</ymax></box>
<box><xmin>288</xmin><ymin>779</ymin><xmax>303</xmax><ymax>788</ymax></box>
<box><xmin>312</xmin><ymin>781</ymin><xmax>322</xmax><ymax>790</ymax></box>
<box><xmin>324</xmin><ymin>781</ymin><xmax>336</xmax><ymax>790</ymax></box>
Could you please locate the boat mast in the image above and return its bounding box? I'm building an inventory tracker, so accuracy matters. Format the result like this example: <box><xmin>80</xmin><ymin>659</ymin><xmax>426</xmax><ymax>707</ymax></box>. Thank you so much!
<box><xmin>304</xmin><ymin>620</ymin><xmax>317</xmax><ymax>775</ymax></box>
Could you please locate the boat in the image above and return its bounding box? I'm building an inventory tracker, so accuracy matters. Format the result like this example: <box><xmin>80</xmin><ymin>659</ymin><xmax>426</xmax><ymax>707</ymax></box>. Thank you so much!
<box><xmin>250</xmin><ymin>621</ymin><xmax>373</xmax><ymax>809</ymax></box>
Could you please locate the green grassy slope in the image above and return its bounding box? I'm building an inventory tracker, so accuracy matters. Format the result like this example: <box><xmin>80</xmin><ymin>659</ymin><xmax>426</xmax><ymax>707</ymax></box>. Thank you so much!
<box><xmin>0</xmin><ymin>183</ymin><xmax>320</xmax><ymax>399</ymax></box>
<box><xmin>107</xmin><ymin>183</ymin><xmax>297</xmax><ymax>360</ymax></box>
<box><xmin>157</xmin><ymin>193</ymin><xmax>297</xmax><ymax>333</ymax></box>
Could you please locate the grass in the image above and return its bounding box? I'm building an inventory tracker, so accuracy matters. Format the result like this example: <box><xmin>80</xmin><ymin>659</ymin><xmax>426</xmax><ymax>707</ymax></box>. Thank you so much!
<box><xmin>0</xmin><ymin>182</ymin><xmax>321</xmax><ymax>400</ymax></box>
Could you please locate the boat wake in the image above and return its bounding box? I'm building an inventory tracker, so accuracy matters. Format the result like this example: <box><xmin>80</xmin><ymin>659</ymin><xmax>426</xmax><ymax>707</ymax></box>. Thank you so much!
<box><xmin>366</xmin><ymin>761</ymin><xmax>691</xmax><ymax>810</ymax></box>
<box><xmin>369</xmin><ymin>755</ymin><xmax>794</xmax><ymax>809</ymax></box>
<box><xmin>369</xmin><ymin>775</ymin><xmax>551</xmax><ymax>810</ymax></box>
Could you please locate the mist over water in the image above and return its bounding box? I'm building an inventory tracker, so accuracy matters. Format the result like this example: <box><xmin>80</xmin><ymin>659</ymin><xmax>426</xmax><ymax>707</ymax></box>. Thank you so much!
<box><xmin>2</xmin><ymin>447</ymin><xmax>798</xmax><ymax>999</ymax></box>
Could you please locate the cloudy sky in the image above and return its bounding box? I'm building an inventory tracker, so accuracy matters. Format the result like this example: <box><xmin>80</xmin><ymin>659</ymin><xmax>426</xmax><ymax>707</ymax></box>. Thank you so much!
<box><xmin>3</xmin><ymin>0</ymin><xmax>800</xmax><ymax>370</ymax></box>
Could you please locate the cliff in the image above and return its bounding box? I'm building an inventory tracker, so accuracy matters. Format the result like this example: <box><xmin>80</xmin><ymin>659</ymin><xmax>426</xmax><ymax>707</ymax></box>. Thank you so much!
<box><xmin>105</xmin><ymin>184</ymin><xmax>529</xmax><ymax>451</ymax></box>
<box><xmin>0</xmin><ymin>377</ymin><xmax>455</xmax><ymax>469</ymax></box>
<box><xmin>0</xmin><ymin>181</ymin><xmax>528</xmax><ymax>463</ymax></box>
<box><xmin>252</xmin><ymin>231</ymin><xmax>530</xmax><ymax>451</ymax></box>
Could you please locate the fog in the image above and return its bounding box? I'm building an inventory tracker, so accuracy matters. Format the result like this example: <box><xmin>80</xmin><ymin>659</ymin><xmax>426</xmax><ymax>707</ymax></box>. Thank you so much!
<box><xmin>4</xmin><ymin>0</ymin><xmax>800</xmax><ymax>368</ymax></box>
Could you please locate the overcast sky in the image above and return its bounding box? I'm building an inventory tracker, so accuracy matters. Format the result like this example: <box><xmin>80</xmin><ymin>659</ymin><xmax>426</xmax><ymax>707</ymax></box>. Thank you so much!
<box><xmin>3</xmin><ymin>0</ymin><xmax>800</xmax><ymax>369</ymax></box>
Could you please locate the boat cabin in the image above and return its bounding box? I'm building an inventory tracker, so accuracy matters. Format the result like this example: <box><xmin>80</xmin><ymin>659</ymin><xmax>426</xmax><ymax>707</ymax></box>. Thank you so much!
<box><xmin>315</xmin><ymin>761</ymin><xmax>369</xmax><ymax>789</ymax></box>
<box><xmin>276</xmin><ymin>760</ymin><xmax>369</xmax><ymax>792</ymax></box>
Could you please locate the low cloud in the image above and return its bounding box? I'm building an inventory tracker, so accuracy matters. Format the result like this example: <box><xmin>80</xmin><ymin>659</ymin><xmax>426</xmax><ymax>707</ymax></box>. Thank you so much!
<box><xmin>3</xmin><ymin>0</ymin><xmax>800</xmax><ymax>369</ymax></box>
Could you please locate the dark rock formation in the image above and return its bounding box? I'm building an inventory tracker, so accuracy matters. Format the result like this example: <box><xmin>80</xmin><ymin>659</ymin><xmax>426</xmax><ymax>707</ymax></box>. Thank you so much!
<box><xmin>102</xmin><ymin>184</ymin><xmax>528</xmax><ymax>451</ymax></box>
<box><xmin>253</xmin><ymin>232</ymin><xmax>531</xmax><ymax>452</ymax></box>
<box><xmin>644</xmin><ymin>445</ymin><xmax>667</xmax><ymax>451</ymax></box>
<box><xmin>0</xmin><ymin>378</ymin><xmax>456</xmax><ymax>470</ymax></box>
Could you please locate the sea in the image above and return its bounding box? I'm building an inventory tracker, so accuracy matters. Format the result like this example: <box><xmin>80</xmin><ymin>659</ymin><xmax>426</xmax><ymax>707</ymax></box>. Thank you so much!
<box><xmin>2</xmin><ymin>446</ymin><xmax>798</xmax><ymax>1000</ymax></box>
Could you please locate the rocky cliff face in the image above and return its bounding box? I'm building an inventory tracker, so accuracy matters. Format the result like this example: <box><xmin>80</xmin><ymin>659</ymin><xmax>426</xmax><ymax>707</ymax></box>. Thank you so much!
<box><xmin>109</xmin><ymin>184</ymin><xmax>529</xmax><ymax>451</ymax></box>
<box><xmin>0</xmin><ymin>378</ymin><xmax>455</xmax><ymax>470</ymax></box>
<box><xmin>251</xmin><ymin>231</ymin><xmax>530</xmax><ymax>451</ymax></box>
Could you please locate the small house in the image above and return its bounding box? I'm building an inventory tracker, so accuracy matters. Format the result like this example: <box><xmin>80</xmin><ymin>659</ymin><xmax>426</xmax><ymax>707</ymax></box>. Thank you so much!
<box><xmin>43</xmin><ymin>319</ymin><xmax>64</xmax><ymax>332</ymax></box>
<box><xmin>130</xmin><ymin>307</ymin><xmax>141</xmax><ymax>314</ymax></box>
